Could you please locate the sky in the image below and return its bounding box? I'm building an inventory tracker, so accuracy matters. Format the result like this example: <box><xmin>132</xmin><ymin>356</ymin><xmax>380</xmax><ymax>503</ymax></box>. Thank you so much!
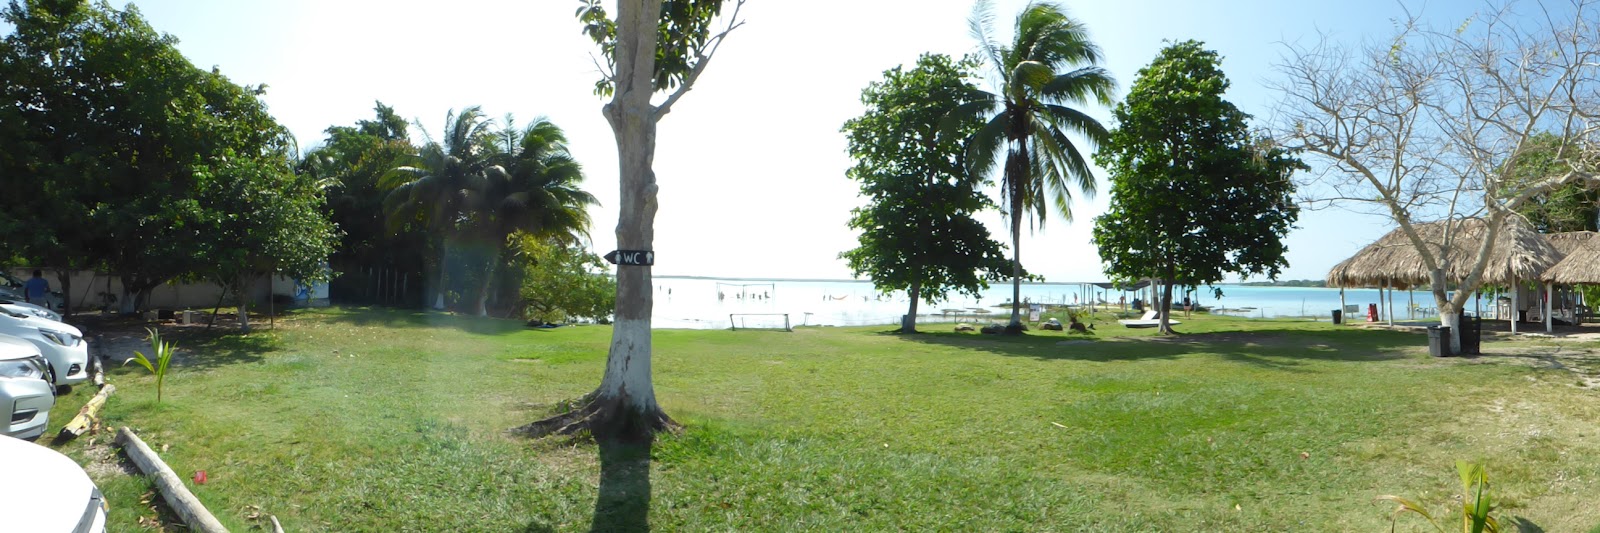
<box><xmin>91</xmin><ymin>0</ymin><xmax>1490</xmax><ymax>282</ymax></box>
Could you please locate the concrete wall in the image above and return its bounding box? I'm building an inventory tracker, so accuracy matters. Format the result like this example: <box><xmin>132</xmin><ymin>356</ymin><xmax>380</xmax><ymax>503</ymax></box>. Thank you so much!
<box><xmin>6</xmin><ymin>268</ymin><xmax>311</xmax><ymax>311</ymax></box>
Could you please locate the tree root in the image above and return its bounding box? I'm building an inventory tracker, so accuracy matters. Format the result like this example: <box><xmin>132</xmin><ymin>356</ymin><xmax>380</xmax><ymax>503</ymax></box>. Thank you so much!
<box><xmin>511</xmin><ymin>392</ymin><xmax>679</xmax><ymax>442</ymax></box>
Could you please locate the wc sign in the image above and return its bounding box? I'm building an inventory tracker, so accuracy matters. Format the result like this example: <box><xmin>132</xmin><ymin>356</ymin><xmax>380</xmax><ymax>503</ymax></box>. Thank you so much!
<box><xmin>604</xmin><ymin>250</ymin><xmax>655</xmax><ymax>266</ymax></box>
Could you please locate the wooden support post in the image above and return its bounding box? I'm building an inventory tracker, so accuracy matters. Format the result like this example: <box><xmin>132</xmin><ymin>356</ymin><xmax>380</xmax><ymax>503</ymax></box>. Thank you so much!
<box><xmin>1511</xmin><ymin>280</ymin><xmax>1520</xmax><ymax>334</ymax></box>
<box><xmin>56</xmin><ymin>384</ymin><xmax>115</xmax><ymax>441</ymax></box>
<box><xmin>1546</xmin><ymin>282</ymin><xmax>1554</xmax><ymax>333</ymax></box>
<box><xmin>114</xmin><ymin>427</ymin><xmax>229</xmax><ymax>533</ymax></box>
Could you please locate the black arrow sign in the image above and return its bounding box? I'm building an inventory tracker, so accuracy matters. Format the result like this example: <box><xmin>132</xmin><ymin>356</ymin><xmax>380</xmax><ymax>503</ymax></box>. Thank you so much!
<box><xmin>604</xmin><ymin>250</ymin><xmax>655</xmax><ymax>266</ymax></box>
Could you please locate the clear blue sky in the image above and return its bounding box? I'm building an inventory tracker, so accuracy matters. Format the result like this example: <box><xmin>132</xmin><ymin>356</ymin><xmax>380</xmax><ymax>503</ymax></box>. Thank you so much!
<box><xmin>86</xmin><ymin>0</ymin><xmax>1487</xmax><ymax>282</ymax></box>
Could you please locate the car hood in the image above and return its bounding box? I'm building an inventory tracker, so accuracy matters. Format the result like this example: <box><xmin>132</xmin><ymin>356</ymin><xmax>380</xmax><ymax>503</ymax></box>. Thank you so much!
<box><xmin>0</xmin><ymin>300</ymin><xmax>60</xmax><ymax>322</ymax></box>
<box><xmin>0</xmin><ymin>333</ymin><xmax>43</xmax><ymax>360</ymax></box>
<box><xmin>0</xmin><ymin>311</ymin><xmax>82</xmax><ymax>336</ymax></box>
<box><xmin>0</xmin><ymin>435</ymin><xmax>101</xmax><ymax>532</ymax></box>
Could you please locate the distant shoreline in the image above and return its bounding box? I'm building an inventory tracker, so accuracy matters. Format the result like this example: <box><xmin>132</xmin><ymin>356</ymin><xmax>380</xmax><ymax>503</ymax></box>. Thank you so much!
<box><xmin>651</xmin><ymin>274</ymin><xmax>1268</xmax><ymax>287</ymax></box>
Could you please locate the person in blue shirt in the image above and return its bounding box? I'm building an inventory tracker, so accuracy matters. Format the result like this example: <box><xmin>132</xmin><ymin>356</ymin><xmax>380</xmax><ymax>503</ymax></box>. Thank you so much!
<box><xmin>23</xmin><ymin>269</ymin><xmax>49</xmax><ymax>304</ymax></box>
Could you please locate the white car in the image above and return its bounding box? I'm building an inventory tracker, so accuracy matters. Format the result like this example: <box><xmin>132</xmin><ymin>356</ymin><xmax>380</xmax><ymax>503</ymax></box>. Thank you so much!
<box><xmin>0</xmin><ymin>334</ymin><xmax>53</xmax><ymax>440</ymax></box>
<box><xmin>0</xmin><ymin>298</ymin><xmax>63</xmax><ymax>322</ymax></box>
<box><xmin>0</xmin><ymin>434</ymin><xmax>108</xmax><ymax>532</ymax></box>
<box><xmin>0</xmin><ymin>310</ymin><xmax>90</xmax><ymax>389</ymax></box>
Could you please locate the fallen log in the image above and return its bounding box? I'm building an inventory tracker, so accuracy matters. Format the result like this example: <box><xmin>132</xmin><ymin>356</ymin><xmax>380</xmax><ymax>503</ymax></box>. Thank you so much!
<box><xmin>114</xmin><ymin>427</ymin><xmax>229</xmax><ymax>533</ymax></box>
<box><xmin>56</xmin><ymin>384</ymin><xmax>115</xmax><ymax>441</ymax></box>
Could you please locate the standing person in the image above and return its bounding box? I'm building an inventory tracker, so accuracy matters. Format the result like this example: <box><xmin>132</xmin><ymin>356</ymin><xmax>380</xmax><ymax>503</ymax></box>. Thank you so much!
<box><xmin>23</xmin><ymin>269</ymin><xmax>49</xmax><ymax>304</ymax></box>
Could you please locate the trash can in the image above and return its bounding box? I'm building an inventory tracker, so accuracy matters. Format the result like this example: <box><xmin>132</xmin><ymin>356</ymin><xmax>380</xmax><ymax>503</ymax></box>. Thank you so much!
<box><xmin>1427</xmin><ymin>325</ymin><xmax>1453</xmax><ymax>357</ymax></box>
<box><xmin>1457</xmin><ymin>311</ymin><xmax>1481</xmax><ymax>355</ymax></box>
<box><xmin>1332</xmin><ymin>309</ymin><xmax>1343</xmax><ymax>324</ymax></box>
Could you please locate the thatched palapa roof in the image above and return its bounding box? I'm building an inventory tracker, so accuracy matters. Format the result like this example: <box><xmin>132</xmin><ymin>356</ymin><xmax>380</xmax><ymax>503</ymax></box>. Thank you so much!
<box><xmin>1542</xmin><ymin>232</ymin><xmax>1600</xmax><ymax>283</ymax></box>
<box><xmin>1544</xmin><ymin>230</ymin><xmax>1599</xmax><ymax>257</ymax></box>
<box><xmin>1326</xmin><ymin>217</ymin><xmax>1561</xmax><ymax>288</ymax></box>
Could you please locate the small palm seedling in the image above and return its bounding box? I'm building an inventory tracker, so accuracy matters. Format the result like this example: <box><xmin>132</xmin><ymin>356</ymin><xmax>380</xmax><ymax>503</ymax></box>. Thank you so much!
<box><xmin>1378</xmin><ymin>461</ymin><xmax>1500</xmax><ymax>533</ymax></box>
<box><xmin>126</xmin><ymin>327</ymin><xmax>176</xmax><ymax>403</ymax></box>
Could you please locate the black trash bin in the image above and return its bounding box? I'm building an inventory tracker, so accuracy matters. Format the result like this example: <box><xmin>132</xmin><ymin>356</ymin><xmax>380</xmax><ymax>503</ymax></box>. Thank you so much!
<box><xmin>1427</xmin><ymin>325</ymin><xmax>1453</xmax><ymax>357</ymax></box>
<box><xmin>1332</xmin><ymin>309</ymin><xmax>1343</xmax><ymax>324</ymax></box>
<box><xmin>1457</xmin><ymin>311</ymin><xmax>1481</xmax><ymax>355</ymax></box>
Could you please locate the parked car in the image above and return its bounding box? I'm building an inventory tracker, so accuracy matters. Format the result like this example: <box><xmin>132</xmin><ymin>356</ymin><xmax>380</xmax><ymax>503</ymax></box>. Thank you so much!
<box><xmin>0</xmin><ymin>434</ymin><xmax>108</xmax><ymax>532</ymax></box>
<box><xmin>0</xmin><ymin>309</ymin><xmax>90</xmax><ymax>390</ymax></box>
<box><xmin>0</xmin><ymin>271</ymin><xmax>64</xmax><ymax>311</ymax></box>
<box><xmin>0</xmin><ymin>334</ymin><xmax>53</xmax><ymax>441</ymax></box>
<box><xmin>1</xmin><ymin>298</ymin><xmax>63</xmax><ymax>322</ymax></box>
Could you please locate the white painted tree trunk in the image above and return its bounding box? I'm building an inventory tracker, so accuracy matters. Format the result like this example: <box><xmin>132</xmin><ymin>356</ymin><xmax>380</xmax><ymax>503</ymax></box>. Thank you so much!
<box><xmin>237</xmin><ymin>273</ymin><xmax>252</xmax><ymax>333</ymax></box>
<box><xmin>590</xmin><ymin>0</ymin><xmax>668</xmax><ymax>429</ymax></box>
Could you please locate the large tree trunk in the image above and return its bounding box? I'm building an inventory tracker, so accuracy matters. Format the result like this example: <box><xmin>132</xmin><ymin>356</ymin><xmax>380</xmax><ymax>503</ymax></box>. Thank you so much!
<box><xmin>56</xmin><ymin>269</ymin><xmax>72</xmax><ymax>318</ymax></box>
<box><xmin>433</xmin><ymin>240</ymin><xmax>450</xmax><ymax>310</ymax></box>
<box><xmin>1158</xmin><ymin>266</ymin><xmax>1176</xmax><ymax>335</ymax></box>
<box><xmin>474</xmin><ymin>259</ymin><xmax>496</xmax><ymax>317</ymax></box>
<box><xmin>1007</xmin><ymin>194</ymin><xmax>1024</xmax><ymax>332</ymax></box>
<box><xmin>237</xmin><ymin>273</ymin><xmax>253</xmax><ymax>333</ymax></box>
<box><xmin>515</xmin><ymin>0</ymin><xmax>674</xmax><ymax>442</ymax></box>
<box><xmin>903</xmin><ymin>277</ymin><xmax>921</xmax><ymax>333</ymax></box>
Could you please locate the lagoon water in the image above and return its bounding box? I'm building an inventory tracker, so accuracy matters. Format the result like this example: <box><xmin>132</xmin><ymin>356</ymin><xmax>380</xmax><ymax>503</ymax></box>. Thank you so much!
<box><xmin>648</xmin><ymin>277</ymin><xmax>1426</xmax><ymax>329</ymax></box>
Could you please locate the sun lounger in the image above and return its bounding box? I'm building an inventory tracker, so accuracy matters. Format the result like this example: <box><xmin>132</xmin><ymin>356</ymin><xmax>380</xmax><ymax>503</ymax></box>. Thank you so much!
<box><xmin>1118</xmin><ymin>310</ymin><xmax>1180</xmax><ymax>328</ymax></box>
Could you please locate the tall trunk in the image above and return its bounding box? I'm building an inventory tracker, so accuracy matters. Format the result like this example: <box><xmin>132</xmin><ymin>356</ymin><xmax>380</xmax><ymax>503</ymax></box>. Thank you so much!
<box><xmin>1008</xmin><ymin>193</ymin><xmax>1024</xmax><ymax>329</ymax></box>
<box><xmin>588</xmin><ymin>0</ymin><xmax>671</xmax><ymax>439</ymax></box>
<box><xmin>56</xmin><ymin>270</ymin><xmax>72</xmax><ymax>318</ymax></box>
<box><xmin>1431</xmin><ymin>268</ymin><xmax>1456</xmax><ymax>351</ymax></box>
<box><xmin>1159</xmin><ymin>266</ymin><xmax>1176</xmax><ymax>335</ymax></box>
<box><xmin>433</xmin><ymin>239</ymin><xmax>450</xmax><ymax>310</ymax></box>
<box><xmin>474</xmin><ymin>259</ymin><xmax>496</xmax><ymax>317</ymax></box>
<box><xmin>903</xmin><ymin>277</ymin><xmax>922</xmax><ymax>333</ymax></box>
<box><xmin>237</xmin><ymin>273</ymin><xmax>252</xmax><ymax>333</ymax></box>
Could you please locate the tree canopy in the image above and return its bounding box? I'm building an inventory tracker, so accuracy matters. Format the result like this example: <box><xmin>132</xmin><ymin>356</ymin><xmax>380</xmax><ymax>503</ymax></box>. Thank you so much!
<box><xmin>840</xmin><ymin>53</ymin><xmax>1013</xmax><ymax>333</ymax></box>
<box><xmin>1093</xmin><ymin>40</ymin><xmax>1301</xmax><ymax>333</ymax></box>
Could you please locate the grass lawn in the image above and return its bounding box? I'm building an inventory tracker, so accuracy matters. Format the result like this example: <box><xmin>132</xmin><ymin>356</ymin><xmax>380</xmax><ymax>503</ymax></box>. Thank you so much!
<box><xmin>39</xmin><ymin>307</ymin><xmax>1600</xmax><ymax>531</ymax></box>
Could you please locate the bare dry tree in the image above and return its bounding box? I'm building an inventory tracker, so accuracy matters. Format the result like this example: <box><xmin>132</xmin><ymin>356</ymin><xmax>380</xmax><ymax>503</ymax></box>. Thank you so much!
<box><xmin>1272</xmin><ymin>0</ymin><xmax>1600</xmax><ymax>345</ymax></box>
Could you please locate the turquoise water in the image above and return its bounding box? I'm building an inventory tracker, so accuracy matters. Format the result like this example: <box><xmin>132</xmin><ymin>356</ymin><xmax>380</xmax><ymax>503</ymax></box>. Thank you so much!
<box><xmin>647</xmin><ymin>277</ymin><xmax>1439</xmax><ymax>329</ymax></box>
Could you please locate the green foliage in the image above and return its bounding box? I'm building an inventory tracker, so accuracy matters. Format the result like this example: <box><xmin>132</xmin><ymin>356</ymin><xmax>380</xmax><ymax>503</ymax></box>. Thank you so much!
<box><xmin>512</xmin><ymin>233</ymin><xmax>615</xmax><ymax>322</ymax></box>
<box><xmin>125</xmin><ymin>327</ymin><xmax>175</xmax><ymax>403</ymax></box>
<box><xmin>195</xmin><ymin>154</ymin><xmax>340</xmax><ymax>303</ymax></box>
<box><xmin>1378</xmin><ymin>461</ymin><xmax>1502</xmax><ymax>533</ymax></box>
<box><xmin>839</xmin><ymin>54</ymin><xmax>1013</xmax><ymax>330</ymax></box>
<box><xmin>1508</xmin><ymin>133</ymin><xmax>1598</xmax><ymax>233</ymax></box>
<box><xmin>0</xmin><ymin>0</ymin><xmax>320</xmax><ymax>311</ymax></box>
<box><xmin>300</xmin><ymin>101</ymin><xmax>426</xmax><ymax>276</ymax></box>
<box><xmin>956</xmin><ymin>0</ymin><xmax>1116</xmax><ymax>326</ymax></box>
<box><xmin>576</xmin><ymin>0</ymin><xmax>733</xmax><ymax>96</ymax></box>
<box><xmin>1092</xmin><ymin>41</ymin><xmax>1302</xmax><ymax>308</ymax></box>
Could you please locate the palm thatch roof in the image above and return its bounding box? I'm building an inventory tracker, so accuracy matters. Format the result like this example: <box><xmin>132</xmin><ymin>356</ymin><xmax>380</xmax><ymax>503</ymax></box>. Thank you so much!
<box><xmin>1542</xmin><ymin>233</ymin><xmax>1600</xmax><ymax>283</ymax></box>
<box><xmin>1326</xmin><ymin>217</ymin><xmax>1561</xmax><ymax>288</ymax></box>
<box><xmin>1544</xmin><ymin>230</ymin><xmax>1599</xmax><ymax>257</ymax></box>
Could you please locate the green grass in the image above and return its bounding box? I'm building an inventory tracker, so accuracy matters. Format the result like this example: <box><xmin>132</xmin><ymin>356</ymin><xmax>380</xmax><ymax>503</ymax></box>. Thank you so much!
<box><xmin>40</xmin><ymin>307</ymin><xmax>1600</xmax><ymax>531</ymax></box>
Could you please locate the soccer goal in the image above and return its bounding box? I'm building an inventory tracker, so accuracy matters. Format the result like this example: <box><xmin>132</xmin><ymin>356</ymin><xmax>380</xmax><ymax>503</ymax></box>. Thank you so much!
<box><xmin>728</xmin><ymin>313</ymin><xmax>792</xmax><ymax>331</ymax></box>
<box><xmin>715</xmin><ymin>282</ymin><xmax>776</xmax><ymax>301</ymax></box>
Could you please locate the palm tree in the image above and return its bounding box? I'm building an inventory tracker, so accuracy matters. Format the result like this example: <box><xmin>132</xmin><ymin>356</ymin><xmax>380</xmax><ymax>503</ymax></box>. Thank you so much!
<box><xmin>458</xmin><ymin>116</ymin><xmax>596</xmax><ymax>316</ymax></box>
<box><xmin>955</xmin><ymin>0</ymin><xmax>1116</xmax><ymax>332</ymax></box>
<box><xmin>383</xmin><ymin>106</ymin><xmax>497</xmax><ymax>309</ymax></box>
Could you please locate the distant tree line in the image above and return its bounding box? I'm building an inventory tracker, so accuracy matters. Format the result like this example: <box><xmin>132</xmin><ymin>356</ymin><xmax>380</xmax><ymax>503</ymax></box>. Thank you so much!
<box><xmin>0</xmin><ymin>0</ymin><xmax>609</xmax><ymax>324</ymax></box>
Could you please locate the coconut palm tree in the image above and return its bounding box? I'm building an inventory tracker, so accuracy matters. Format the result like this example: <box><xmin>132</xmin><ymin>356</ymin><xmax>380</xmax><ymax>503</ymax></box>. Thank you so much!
<box><xmin>457</xmin><ymin>116</ymin><xmax>596</xmax><ymax>316</ymax></box>
<box><xmin>955</xmin><ymin>0</ymin><xmax>1116</xmax><ymax>332</ymax></box>
<box><xmin>383</xmin><ymin>106</ymin><xmax>497</xmax><ymax>309</ymax></box>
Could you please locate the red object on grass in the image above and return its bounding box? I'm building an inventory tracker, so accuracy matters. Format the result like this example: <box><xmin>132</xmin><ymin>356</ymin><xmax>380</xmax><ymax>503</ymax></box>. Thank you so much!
<box><xmin>193</xmin><ymin>470</ymin><xmax>207</xmax><ymax>484</ymax></box>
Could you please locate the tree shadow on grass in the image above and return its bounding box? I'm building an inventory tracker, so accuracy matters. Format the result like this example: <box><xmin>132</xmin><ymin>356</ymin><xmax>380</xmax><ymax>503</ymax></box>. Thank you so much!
<box><xmin>589</xmin><ymin>438</ymin><xmax>652</xmax><ymax>533</ymax></box>
<box><xmin>893</xmin><ymin>327</ymin><xmax>1426</xmax><ymax>369</ymax></box>
<box><xmin>315</xmin><ymin>306</ymin><xmax>537</xmax><ymax>337</ymax></box>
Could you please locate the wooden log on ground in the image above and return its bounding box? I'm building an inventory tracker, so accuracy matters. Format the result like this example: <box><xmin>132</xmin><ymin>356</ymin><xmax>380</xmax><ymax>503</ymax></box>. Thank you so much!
<box><xmin>56</xmin><ymin>384</ymin><xmax>115</xmax><ymax>441</ymax></box>
<box><xmin>114</xmin><ymin>427</ymin><xmax>229</xmax><ymax>533</ymax></box>
<box><xmin>269</xmin><ymin>515</ymin><xmax>284</xmax><ymax>533</ymax></box>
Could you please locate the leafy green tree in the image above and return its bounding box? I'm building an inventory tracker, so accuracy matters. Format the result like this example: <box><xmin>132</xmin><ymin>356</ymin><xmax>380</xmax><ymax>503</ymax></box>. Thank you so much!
<box><xmin>195</xmin><ymin>155</ymin><xmax>339</xmax><ymax>332</ymax></box>
<box><xmin>514</xmin><ymin>0</ymin><xmax>745</xmax><ymax>441</ymax></box>
<box><xmin>301</xmin><ymin>102</ymin><xmax>427</xmax><ymax>305</ymax></box>
<box><xmin>384</xmin><ymin>106</ymin><xmax>497</xmax><ymax>310</ymax></box>
<box><xmin>954</xmin><ymin>0</ymin><xmax>1116</xmax><ymax>333</ymax></box>
<box><xmin>840</xmin><ymin>53</ymin><xmax>1014</xmax><ymax>333</ymax></box>
<box><xmin>1092</xmin><ymin>40</ymin><xmax>1302</xmax><ymax>334</ymax></box>
<box><xmin>1510</xmin><ymin>133</ymin><xmax>1598</xmax><ymax>233</ymax></box>
<box><xmin>512</xmin><ymin>233</ymin><xmax>615</xmax><ymax>323</ymax></box>
<box><xmin>0</xmin><ymin>0</ymin><xmax>297</xmax><ymax>312</ymax></box>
